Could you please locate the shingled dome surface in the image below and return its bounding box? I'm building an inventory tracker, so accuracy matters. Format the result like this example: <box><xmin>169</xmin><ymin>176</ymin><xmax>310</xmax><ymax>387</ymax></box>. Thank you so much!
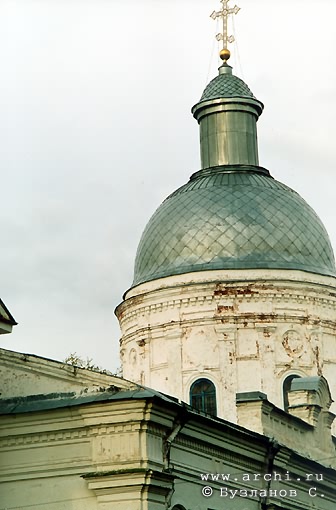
<box><xmin>200</xmin><ymin>73</ymin><xmax>256</xmax><ymax>101</ymax></box>
<box><xmin>132</xmin><ymin>167</ymin><xmax>336</xmax><ymax>286</ymax></box>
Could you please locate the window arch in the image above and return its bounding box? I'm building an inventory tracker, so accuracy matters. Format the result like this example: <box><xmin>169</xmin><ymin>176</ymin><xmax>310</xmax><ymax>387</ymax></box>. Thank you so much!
<box><xmin>283</xmin><ymin>374</ymin><xmax>301</xmax><ymax>412</ymax></box>
<box><xmin>171</xmin><ymin>506</ymin><xmax>186</xmax><ymax>510</ymax></box>
<box><xmin>190</xmin><ymin>378</ymin><xmax>217</xmax><ymax>416</ymax></box>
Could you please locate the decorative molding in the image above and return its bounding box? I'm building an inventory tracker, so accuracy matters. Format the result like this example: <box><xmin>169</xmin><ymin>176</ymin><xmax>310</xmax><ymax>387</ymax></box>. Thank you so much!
<box><xmin>0</xmin><ymin>427</ymin><xmax>90</xmax><ymax>448</ymax></box>
<box><xmin>174</xmin><ymin>433</ymin><xmax>264</xmax><ymax>472</ymax></box>
<box><xmin>121</xmin><ymin>313</ymin><xmax>336</xmax><ymax>345</ymax></box>
<box><xmin>0</xmin><ymin>422</ymin><xmax>143</xmax><ymax>449</ymax></box>
<box><xmin>119</xmin><ymin>281</ymin><xmax>336</xmax><ymax>327</ymax></box>
<box><xmin>282</xmin><ymin>330</ymin><xmax>304</xmax><ymax>358</ymax></box>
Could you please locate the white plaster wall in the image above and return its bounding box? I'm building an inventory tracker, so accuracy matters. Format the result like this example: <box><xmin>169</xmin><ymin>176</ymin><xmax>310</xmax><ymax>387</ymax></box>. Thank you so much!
<box><xmin>0</xmin><ymin>400</ymin><xmax>166</xmax><ymax>510</ymax></box>
<box><xmin>117</xmin><ymin>269</ymin><xmax>336</xmax><ymax>426</ymax></box>
<box><xmin>1</xmin><ymin>476</ymin><xmax>97</xmax><ymax>510</ymax></box>
<box><xmin>0</xmin><ymin>347</ymin><xmax>132</xmax><ymax>399</ymax></box>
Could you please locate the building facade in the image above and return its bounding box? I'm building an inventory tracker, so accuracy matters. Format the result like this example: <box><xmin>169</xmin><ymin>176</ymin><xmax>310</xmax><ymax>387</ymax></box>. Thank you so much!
<box><xmin>1</xmin><ymin>350</ymin><xmax>335</xmax><ymax>510</ymax></box>
<box><xmin>116</xmin><ymin>56</ymin><xmax>336</xmax><ymax>430</ymax></box>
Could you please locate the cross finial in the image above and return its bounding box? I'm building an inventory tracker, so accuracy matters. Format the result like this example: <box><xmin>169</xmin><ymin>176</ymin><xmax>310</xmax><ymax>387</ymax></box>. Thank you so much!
<box><xmin>210</xmin><ymin>0</ymin><xmax>240</xmax><ymax>62</ymax></box>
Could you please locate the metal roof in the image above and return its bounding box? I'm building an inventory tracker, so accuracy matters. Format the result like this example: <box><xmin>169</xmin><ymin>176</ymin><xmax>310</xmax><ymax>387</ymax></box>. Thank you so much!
<box><xmin>0</xmin><ymin>387</ymin><xmax>179</xmax><ymax>415</ymax></box>
<box><xmin>133</xmin><ymin>165</ymin><xmax>335</xmax><ymax>286</ymax></box>
<box><xmin>200</xmin><ymin>69</ymin><xmax>256</xmax><ymax>102</ymax></box>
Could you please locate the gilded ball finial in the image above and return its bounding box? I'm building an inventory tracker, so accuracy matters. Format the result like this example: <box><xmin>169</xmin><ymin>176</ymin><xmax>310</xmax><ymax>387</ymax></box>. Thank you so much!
<box><xmin>219</xmin><ymin>48</ymin><xmax>231</xmax><ymax>62</ymax></box>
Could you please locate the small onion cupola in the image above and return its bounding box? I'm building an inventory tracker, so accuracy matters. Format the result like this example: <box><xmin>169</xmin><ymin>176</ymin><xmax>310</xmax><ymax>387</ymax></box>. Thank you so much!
<box><xmin>192</xmin><ymin>61</ymin><xmax>263</xmax><ymax>168</ymax></box>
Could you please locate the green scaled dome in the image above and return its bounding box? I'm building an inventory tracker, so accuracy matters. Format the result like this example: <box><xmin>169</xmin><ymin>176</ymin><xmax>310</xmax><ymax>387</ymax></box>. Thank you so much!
<box><xmin>200</xmin><ymin>72</ymin><xmax>256</xmax><ymax>101</ymax></box>
<box><xmin>132</xmin><ymin>166</ymin><xmax>336</xmax><ymax>286</ymax></box>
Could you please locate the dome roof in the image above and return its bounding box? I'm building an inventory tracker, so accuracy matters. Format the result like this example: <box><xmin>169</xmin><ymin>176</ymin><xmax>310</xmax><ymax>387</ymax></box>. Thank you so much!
<box><xmin>132</xmin><ymin>167</ymin><xmax>335</xmax><ymax>286</ymax></box>
<box><xmin>200</xmin><ymin>72</ymin><xmax>256</xmax><ymax>102</ymax></box>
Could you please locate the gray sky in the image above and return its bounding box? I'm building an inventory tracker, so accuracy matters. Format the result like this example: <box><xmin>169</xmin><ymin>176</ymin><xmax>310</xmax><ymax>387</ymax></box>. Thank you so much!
<box><xmin>1</xmin><ymin>0</ymin><xmax>336</xmax><ymax>372</ymax></box>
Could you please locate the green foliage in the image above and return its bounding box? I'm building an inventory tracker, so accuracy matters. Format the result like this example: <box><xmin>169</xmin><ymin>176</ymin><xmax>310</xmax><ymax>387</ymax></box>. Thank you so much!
<box><xmin>63</xmin><ymin>352</ymin><xmax>122</xmax><ymax>377</ymax></box>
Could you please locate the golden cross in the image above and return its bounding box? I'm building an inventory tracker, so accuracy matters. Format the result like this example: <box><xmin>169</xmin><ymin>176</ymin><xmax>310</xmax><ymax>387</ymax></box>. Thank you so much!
<box><xmin>210</xmin><ymin>0</ymin><xmax>240</xmax><ymax>51</ymax></box>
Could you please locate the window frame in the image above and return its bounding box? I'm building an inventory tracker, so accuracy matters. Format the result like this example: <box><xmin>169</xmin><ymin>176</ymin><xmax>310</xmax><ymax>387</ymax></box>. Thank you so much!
<box><xmin>189</xmin><ymin>378</ymin><xmax>217</xmax><ymax>416</ymax></box>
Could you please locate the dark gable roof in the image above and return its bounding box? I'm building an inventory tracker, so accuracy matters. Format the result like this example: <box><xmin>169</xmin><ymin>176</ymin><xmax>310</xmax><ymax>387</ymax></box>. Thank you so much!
<box><xmin>0</xmin><ymin>298</ymin><xmax>17</xmax><ymax>325</ymax></box>
<box><xmin>0</xmin><ymin>387</ymin><xmax>179</xmax><ymax>415</ymax></box>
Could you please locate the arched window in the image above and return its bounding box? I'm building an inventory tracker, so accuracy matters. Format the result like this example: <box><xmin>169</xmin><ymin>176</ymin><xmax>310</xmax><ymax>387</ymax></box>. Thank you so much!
<box><xmin>190</xmin><ymin>378</ymin><xmax>217</xmax><ymax>416</ymax></box>
<box><xmin>283</xmin><ymin>374</ymin><xmax>301</xmax><ymax>412</ymax></box>
<box><xmin>171</xmin><ymin>506</ymin><xmax>186</xmax><ymax>510</ymax></box>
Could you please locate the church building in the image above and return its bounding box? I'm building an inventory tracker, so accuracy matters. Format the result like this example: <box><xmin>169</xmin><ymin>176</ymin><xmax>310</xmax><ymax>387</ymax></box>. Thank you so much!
<box><xmin>1</xmin><ymin>2</ymin><xmax>336</xmax><ymax>509</ymax></box>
